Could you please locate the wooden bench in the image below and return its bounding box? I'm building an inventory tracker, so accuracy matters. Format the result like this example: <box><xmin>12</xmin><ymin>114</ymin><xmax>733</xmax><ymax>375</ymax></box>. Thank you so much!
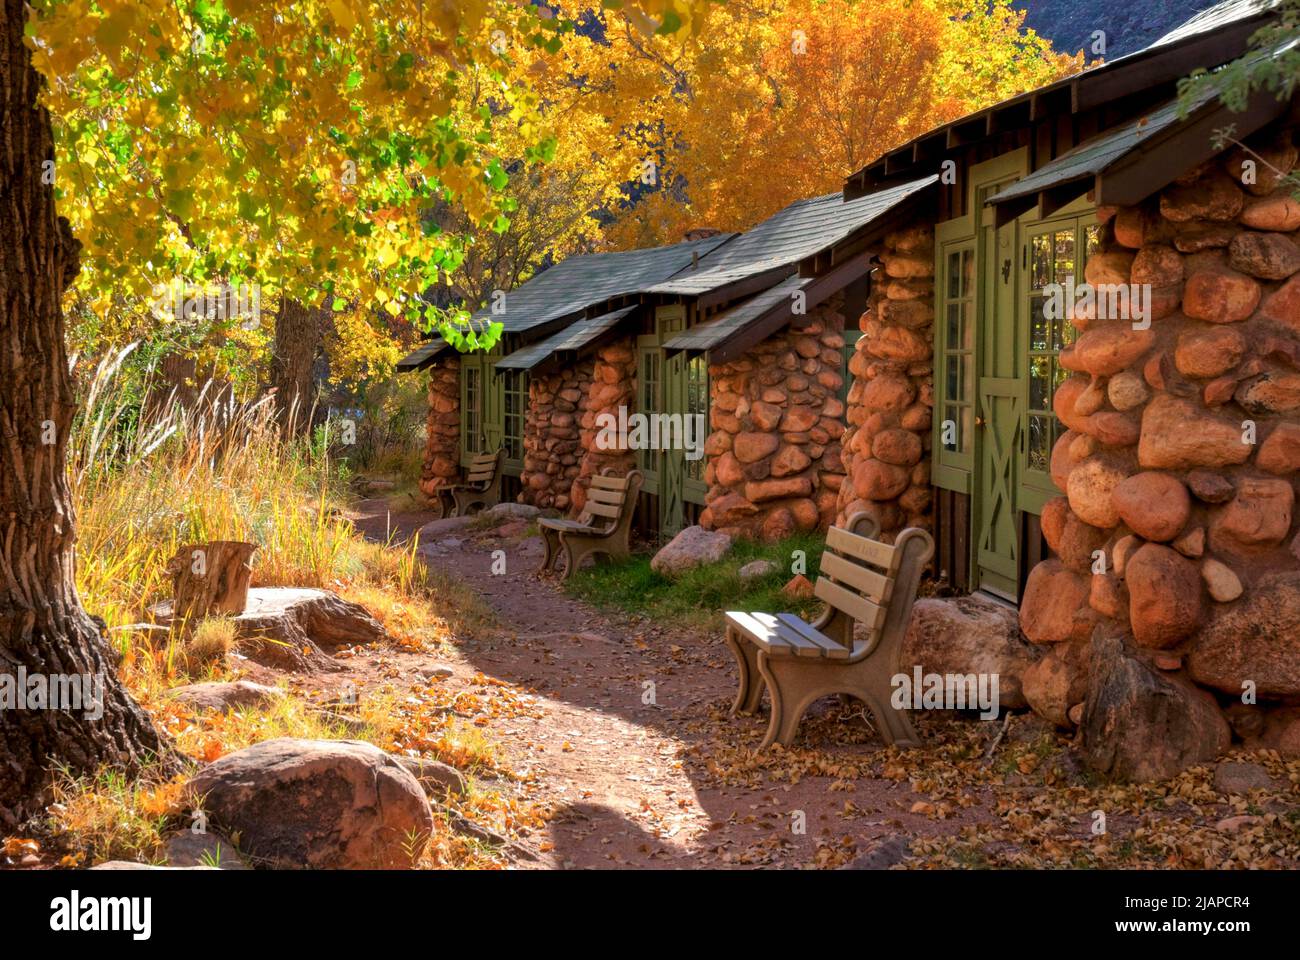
<box><xmin>724</xmin><ymin>511</ymin><xmax>934</xmax><ymax>750</ymax></box>
<box><xmin>434</xmin><ymin>448</ymin><xmax>504</xmax><ymax>518</ymax></box>
<box><xmin>537</xmin><ymin>469</ymin><xmax>643</xmax><ymax>580</ymax></box>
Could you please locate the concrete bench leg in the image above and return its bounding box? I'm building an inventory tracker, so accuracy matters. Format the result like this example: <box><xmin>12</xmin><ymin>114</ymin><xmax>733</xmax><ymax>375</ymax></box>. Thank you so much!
<box><xmin>755</xmin><ymin>653</ymin><xmax>920</xmax><ymax>750</ymax></box>
<box><xmin>723</xmin><ymin>627</ymin><xmax>764</xmax><ymax>716</ymax></box>
<box><xmin>538</xmin><ymin>526</ymin><xmax>561</xmax><ymax>574</ymax></box>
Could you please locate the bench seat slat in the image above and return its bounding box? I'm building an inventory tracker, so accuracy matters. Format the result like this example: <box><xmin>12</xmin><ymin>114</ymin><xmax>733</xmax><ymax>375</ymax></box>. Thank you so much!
<box><xmin>774</xmin><ymin>613</ymin><xmax>851</xmax><ymax>660</ymax></box>
<box><xmin>725</xmin><ymin>612</ymin><xmax>798</xmax><ymax>656</ymax></box>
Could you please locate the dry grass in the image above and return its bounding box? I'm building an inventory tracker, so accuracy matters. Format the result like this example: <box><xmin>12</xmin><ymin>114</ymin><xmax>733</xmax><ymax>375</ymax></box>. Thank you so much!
<box><xmin>41</xmin><ymin>348</ymin><xmax>511</xmax><ymax>868</ymax></box>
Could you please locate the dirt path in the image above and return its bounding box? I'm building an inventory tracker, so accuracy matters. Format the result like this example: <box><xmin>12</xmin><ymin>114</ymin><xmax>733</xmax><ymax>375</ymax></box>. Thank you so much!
<box><xmin>345</xmin><ymin>499</ymin><xmax>1002</xmax><ymax>869</ymax></box>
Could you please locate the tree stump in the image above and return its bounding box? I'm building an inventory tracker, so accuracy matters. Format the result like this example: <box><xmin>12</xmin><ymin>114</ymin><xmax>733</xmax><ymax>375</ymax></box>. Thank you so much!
<box><xmin>166</xmin><ymin>541</ymin><xmax>257</xmax><ymax>622</ymax></box>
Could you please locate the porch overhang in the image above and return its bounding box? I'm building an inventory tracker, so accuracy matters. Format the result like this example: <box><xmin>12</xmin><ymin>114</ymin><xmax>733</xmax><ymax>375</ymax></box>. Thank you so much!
<box><xmin>495</xmin><ymin>305</ymin><xmax>640</xmax><ymax>376</ymax></box>
<box><xmin>396</xmin><ymin>338</ymin><xmax>452</xmax><ymax>373</ymax></box>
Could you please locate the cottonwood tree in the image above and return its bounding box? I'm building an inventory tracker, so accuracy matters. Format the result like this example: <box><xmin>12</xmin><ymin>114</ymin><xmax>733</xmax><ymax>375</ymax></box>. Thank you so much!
<box><xmin>0</xmin><ymin>0</ymin><xmax>709</xmax><ymax>830</ymax></box>
<box><xmin>560</xmin><ymin>0</ymin><xmax>1083</xmax><ymax>244</ymax></box>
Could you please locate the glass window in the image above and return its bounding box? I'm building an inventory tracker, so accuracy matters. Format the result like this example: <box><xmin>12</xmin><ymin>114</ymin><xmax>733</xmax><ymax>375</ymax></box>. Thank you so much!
<box><xmin>463</xmin><ymin>364</ymin><xmax>481</xmax><ymax>453</ymax></box>
<box><xmin>638</xmin><ymin>349</ymin><xmax>661</xmax><ymax>473</ymax></box>
<box><xmin>940</xmin><ymin>245</ymin><xmax>975</xmax><ymax>455</ymax></box>
<box><xmin>502</xmin><ymin>370</ymin><xmax>526</xmax><ymax>462</ymax></box>
<box><xmin>1025</xmin><ymin>221</ymin><xmax>1095</xmax><ymax>476</ymax></box>
<box><xmin>686</xmin><ymin>356</ymin><xmax>708</xmax><ymax>483</ymax></box>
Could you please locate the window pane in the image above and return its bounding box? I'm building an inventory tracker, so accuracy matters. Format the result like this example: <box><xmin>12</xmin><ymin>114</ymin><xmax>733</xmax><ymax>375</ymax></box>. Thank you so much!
<box><xmin>1085</xmin><ymin>224</ymin><xmax>1101</xmax><ymax>259</ymax></box>
<box><xmin>944</xmin><ymin>403</ymin><xmax>960</xmax><ymax>451</ymax></box>
<box><xmin>946</xmin><ymin>302</ymin><xmax>961</xmax><ymax>347</ymax></box>
<box><xmin>1029</xmin><ymin>356</ymin><xmax>1050</xmax><ymax>411</ymax></box>
<box><xmin>947</xmin><ymin>251</ymin><xmax>962</xmax><ymax>300</ymax></box>
<box><xmin>1030</xmin><ymin>295</ymin><xmax>1049</xmax><ymax>351</ymax></box>
<box><xmin>1032</xmin><ymin>234</ymin><xmax>1052</xmax><ymax>289</ymax></box>
<box><xmin>1054</xmin><ymin>230</ymin><xmax>1076</xmax><ymax>287</ymax></box>
<box><xmin>946</xmin><ymin>354</ymin><xmax>959</xmax><ymax>400</ymax></box>
<box><xmin>1028</xmin><ymin>415</ymin><xmax>1050</xmax><ymax>473</ymax></box>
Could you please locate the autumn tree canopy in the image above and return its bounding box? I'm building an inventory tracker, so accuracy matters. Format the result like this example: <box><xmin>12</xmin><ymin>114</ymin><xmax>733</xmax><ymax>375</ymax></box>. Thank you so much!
<box><xmin>556</xmin><ymin>0</ymin><xmax>1084</xmax><ymax>247</ymax></box>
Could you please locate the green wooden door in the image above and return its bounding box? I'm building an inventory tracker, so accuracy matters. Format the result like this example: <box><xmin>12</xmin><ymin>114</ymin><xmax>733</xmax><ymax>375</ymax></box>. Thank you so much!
<box><xmin>636</xmin><ymin>335</ymin><xmax>662</xmax><ymax>500</ymax></box>
<box><xmin>974</xmin><ymin>178</ymin><xmax>1023</xmax><ymax>600</ymax></box>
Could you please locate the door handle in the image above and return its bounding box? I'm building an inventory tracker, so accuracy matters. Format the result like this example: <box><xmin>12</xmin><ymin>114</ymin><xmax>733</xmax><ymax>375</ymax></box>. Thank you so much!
<box><xmin>975</xmin><ymin>415</ymin><xmax>986</xmax><ymax>427</ymax></box>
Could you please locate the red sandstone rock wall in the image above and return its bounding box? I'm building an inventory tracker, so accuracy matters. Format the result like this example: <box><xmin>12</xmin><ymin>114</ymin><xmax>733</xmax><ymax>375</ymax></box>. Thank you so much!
<box><xmin>418</xmin><ymin>357</ymin><xmax>460</xmax><ymax>501</ymax></box>
<box><xmin>836</xmin><ymin>224</ymin><xmax>935</xmax><ymax>538</ymax></box>
<box><xmin>699</xmin><ymin>296</ymin><xmax>848</xmax><ymax>540</ymax></box>
<box><xmin>521</xmin><ymin>360</ymin><xmax>594</xmax><ymax>511</ymax></box>
<box><xmin>573</xmin><ymin>338</ymin><xmax>638</xmax><ymax>516</ymax></box>
<box><xmin>1019</xmin><ymin>129</ymin><xmax>1300</xmax><ymax>750</ymax></box>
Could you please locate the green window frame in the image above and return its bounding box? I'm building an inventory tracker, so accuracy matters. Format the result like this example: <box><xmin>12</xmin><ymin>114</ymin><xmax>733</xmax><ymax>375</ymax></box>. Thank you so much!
<box><xmin>1018</xmin><ymin>212</ymin><xmax>1101</xmax><ymax>512</ymax></box>
<box><xmin>685</xmin><ymin>354</ymin><xmax>709</xmax><ymax>497</ymax></box>
<box><xmin>461</xmin><ymin>360</ymin><xmax>482</xmax><ymax>457</ymax></box>
<box><xmin>933</xmin><ymin>227</ymin><xmax>977</xmax><ymax>493</ymax></box>
<box><xmin>636</xmin><ymin>343</ymin><xmax>662</xmax><ymax>485</ymax></box>
<box><xmin>502</xmin><ymin>369</ymin><xmax>527</xmax><ymax>467</ymax></box>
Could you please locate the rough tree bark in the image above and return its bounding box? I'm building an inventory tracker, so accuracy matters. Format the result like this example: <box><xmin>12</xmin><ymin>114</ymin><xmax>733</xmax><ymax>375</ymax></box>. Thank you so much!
<box><xmin>0</xmin><ymin>0</ymin><xmax>173</xmax><ymax>831</ymax></box>
<box><xmin>270</xmin><ymin>298</ymin><xmax>328</xmax><ymax>435</ymax></box>
<box><xmin>166</xmin><ymin>541</ymin><xmax>258</xmax><ymax>621</ymax></box>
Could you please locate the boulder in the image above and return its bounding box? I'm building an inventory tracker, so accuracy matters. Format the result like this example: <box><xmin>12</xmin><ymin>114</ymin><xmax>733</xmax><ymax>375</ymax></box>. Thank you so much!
<box><xmin>417</xmin><ymin>515</ymin><xmax>475</xmax><ymax>540</ymax></box>
<box><xmin>1066</xmin><ymin>454</ymin><xmax>1131</xmax><ymax>528</ymax></box>
<box><xmin>1174</xmin><ymin>326</ymin><xmax>1246</xmax><ymax>379</ymax></box>
<box><xmin>1125</xmin><ymin>544</ymin><xmax>1203</xmax><ymax>649</ymax></box>
<box><xmin>393</xmin><ymin>755</ymin><xmax>468</xmax><ymax>799</ymax></box>
<box><xmin>1111</xmin><ymin>472</ymin><xmax>1190</xmax><ymax>542</ymax></box>
<box><xmin>1082</xmin><ymin>633</ymin><xmax>1230</xmax><ymax>782</ymax></box>
<box><xmin>184</xmin><ymin>738</ymin><xmax>434</xmax><ymax>869</ymax></box>
<box><xmin>1257</xmin><ymin>422</ymin><xmax>1300</xmax><ymax>474</ymax></box>
<box><xmin>1019</xmin><ymin>560</ymin><xmax>1091</xmax><ymax>643</ymax></box>
<box><xmin>1137</xmin><ymin>395</ymin><xmax>1253</xmax><ymax>469</ymax></box>
<box><xmin>1240</xmin><ymin>190</ymin><xmax>1300</xmax><ymax>232</ymax></box>
<box><xmin>1208</xmin><ymin>477</ymin><xmax>1294</xmax><ymax>557</ymax></box>
<box><xmin>165</xmin><ymin>830</ymin><xmax>248</xmax><ymax>870</ymax></box>
<box><xmin>1021</xmin><ymin>640</ymin><xmax>1089</xmax><ymax>726</ymax></box>
<box><xmin>1189</xmin><ymin>571</ymin><xmax>1300</xmax><ymax>698</ymax></box>
<box><xmin>167</xmin><ymin>681</ymin><xmax>285</xmax><ymax>713</ymax></box>
<box><xmin>482</xmin><ymin>502</ymin><xmax>541</xmax><ymax>520</ymax></box>
<box><xmin>1181</xmin><ymin>265</ymin><xmax>1260</xmax><ymax>323</ymax></box>
<box><xmin>650</xmin><ymin>525</ymin><xmax>733</xmax><ymax>577</ymax></box>
<box><xmin>901</xmin><ymin>595</ymin><xmax>1042</xmax><ymax>709</ymax></box>
<box><xmin>1227</xmin><ymin>230</ymin><xmax>1300</xmax><ymax>280</ymax></box>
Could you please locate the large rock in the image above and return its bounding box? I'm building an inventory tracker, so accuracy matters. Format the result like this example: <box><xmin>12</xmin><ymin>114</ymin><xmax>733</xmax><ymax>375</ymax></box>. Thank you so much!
<box><xmin>1174</xmin><ymin>326</ymin><xmax>1246</xmax><ymax>379</ymax></box>
<box><xmin>1082</xmin><ymin>633</ymin><xmax>1230</xmax><ymax>782</ymax></box>
<box><xmin>901</xmin><ymin>595</ymin><xmax>1042</xmax><ymax>709</ymax></box>
<box><xmin>1060</xmin><ymin>324</ymin><xmax>1154</xmax><ymax>377</ymax></box>
<box><xmin>1138</xmin><ymin>395</ymin><xmax>1253</xmax><ymax>469</ymax></box>
<box><xmin>167</xmin><ymin>681</ymin><xmax>285</xmax><ymax>713</ymax></box>
<box><xmin>1257</xmin><ymin>422</ymin><xmax>1300</xmax><ymax>474</ymax></box>
<box><xmin>1209</xmin><ymin>477</ymin><xmax>1295</xmax><ymax>557</ymax></box>
<box><xmin>1111</xmin><ymin>472</ymin><xmax>1190</xmax><ymax>542</ymax></box>
<box><xmin>1021</xmin><ymin>641</ymin><xmax>1088</xmax><ymax>726</ymax></box>
<box><xmin>1189</xmin><ymin>571</ymin><xmax>1300</xmax><ymax>698</ymax></box>
<box><xmin>1125</xmin><ymin>544</ymin><xmax>1203</xmax><ymax>649</ymax></box>
<box><xmin>1019</xmin><ymin>560</ymin><xmax>1091</xmax><ymax>643</ymax></box>
<box><xmin>1066</xmin><ymin>454</ymin><xmax>1131</xmax><ymax>528</ymax></box>
<box><xmin>1228</xmin><ymin>230</ymin><xmax>1300</xmax><ymax>280</ymax></box>
<box><xmin>1182</xmin><ymin>265</ymin><xmax>1260</xmax><ymax>323</ymax></box>
<box><xmin>184</xmin><ymin>738</ymin><xmax>434</xmax><ymax>869</ymax></box>
<box><xmin>233</xmin><ymin>588</ymin><xmax>389</xmax><ymax>671</ymax></box>
<box><xmin>650</xmin><ymin>525</ymin><xmax>732</xmax><ymax>577</ymax></box>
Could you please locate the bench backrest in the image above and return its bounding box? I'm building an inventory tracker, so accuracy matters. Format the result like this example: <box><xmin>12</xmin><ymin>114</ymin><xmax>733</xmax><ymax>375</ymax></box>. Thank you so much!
<box><xmin>579</xmin><ymin>469</ymin><xmax>643</xmax><ymax>532</ymax></box>
<box><xmin>814</xmin><ymin>513</ymin><xmax>934</xmax><ymax>652</ymax></box>
<box><xmin>465</xmin><ymin>449</ymin><xmax>502</xmax><ymax>486</ymax></box>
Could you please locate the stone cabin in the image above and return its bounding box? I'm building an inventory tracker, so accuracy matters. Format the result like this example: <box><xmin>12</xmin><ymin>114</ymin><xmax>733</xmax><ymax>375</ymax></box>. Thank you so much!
<box><xmin>401</xmin><ymin>178</ymin><xmax>936</xmax><ymax>540</ymax></box>
<box><xmin>834</xmin><ymin>0</ymin><xmax>1300</xmax><ymax>770</ymax></box>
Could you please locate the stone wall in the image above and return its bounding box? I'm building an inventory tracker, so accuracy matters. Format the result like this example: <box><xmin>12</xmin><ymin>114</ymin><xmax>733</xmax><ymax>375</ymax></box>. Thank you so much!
<box><xmin>418</xmin><ymin>357</ymin><xmax>460</xmax><ymax>501</ymax></box>
<box><xmin>699</xmin><ymin>296</ymin><xmax>848</xmax><ymax>541</ymax></box>
<box><xmin>520</xmin><ymin>360</ymin><xmax>594</xmax><ymax>511</ymax></box>
<box><xmin>1018</xmin><ymin>128</ymin><xmax>1300</xmax><ymax>762</ymax></box>
<box><xmin>573</xmin><ymin>338</ymin><xmax>638</xmax><ymax>515</ymax></box>
<box><xmin>836</xmin><ymin>224</ymin><xmax>935</xmax><ymax>538</ymax></box>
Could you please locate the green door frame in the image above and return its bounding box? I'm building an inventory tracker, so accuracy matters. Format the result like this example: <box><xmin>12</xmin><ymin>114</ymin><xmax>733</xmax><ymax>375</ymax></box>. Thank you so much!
<box><xmin>639</xmin><ymin>304</ymin><xmax>695</xmax><ymax>537</ymax></box>
<box><xmin>460</xmin><ymin>347</ymin><xmax>505</xmax><ymax>468</ymax></box>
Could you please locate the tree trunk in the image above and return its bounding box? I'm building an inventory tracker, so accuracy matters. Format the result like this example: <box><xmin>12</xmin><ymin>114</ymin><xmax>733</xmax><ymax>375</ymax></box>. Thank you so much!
<box><xmin>0</xmin><ymin>0</ymin><xmax>172</xmax><ymax>831</ymax></box>
<box><xmin>270</xmin><ymin>298</ymin><xmax>327</xmax><ymax>435</ymax></box>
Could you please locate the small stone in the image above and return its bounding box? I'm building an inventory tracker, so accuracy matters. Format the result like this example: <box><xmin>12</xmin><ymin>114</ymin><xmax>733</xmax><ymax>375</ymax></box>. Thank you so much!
<box><xmin>783</xmin><ymin>574</ymin><xmax>814</xmax><ymax>599</ymax></box>
<box><xmin>1153</xmin><ymin>653</ymin><xmax>1182</xmax><ymax>671</ymax></box>
<box><xmin>650</xmin><ymin>526</ymin><xmax>733</xmax><ymax>577</ymax></box>
<box><xmin>1107</xmin><ymin>371</ymin><xmax>1149</xmax><ymax>411</ymax></box>
<box><xmin>1201</xmin><ymin>558</ymin><xmax>1243</xmax><ymax>602</ymax></box>
<box><xmin>1212</xmin><ymin>760</ymin><xmax>1277</xmax><ymax>795</ymax></box>
<box><xmin>1067</xmin><ymin>702</ymin><xmax>1085</xmax><ymax>726</ymax></box>
<box><xmin>1172</xmin><ymin>527</ymin><xmax>1205</xmax><ymax>558</ymax></box>
<box><xmin>738</xmin><ymin>559</ymin><xmax>778</xmax><ymax>582</ymax></box>
<box><xmin>1186</xmin><ymin>470</ymin><xmax>1234</xmax><ymax>503</ymax></box>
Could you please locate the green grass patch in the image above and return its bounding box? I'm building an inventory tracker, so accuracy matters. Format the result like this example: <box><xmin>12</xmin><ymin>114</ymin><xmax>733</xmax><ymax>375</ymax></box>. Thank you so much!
<box><xmin>562</xmin><ymin>532</ymin><xmax>829</xmax><ymax>628</ymax></box>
